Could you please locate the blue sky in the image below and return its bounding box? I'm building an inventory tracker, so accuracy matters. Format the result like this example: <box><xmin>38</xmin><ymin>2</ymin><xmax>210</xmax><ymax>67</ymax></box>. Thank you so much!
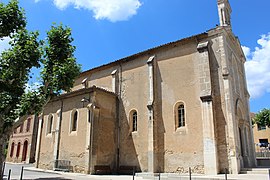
<box><xmin>1</xmin><ymin>0</ymin><xmax>270</xmax><ymax>113</ymax></box>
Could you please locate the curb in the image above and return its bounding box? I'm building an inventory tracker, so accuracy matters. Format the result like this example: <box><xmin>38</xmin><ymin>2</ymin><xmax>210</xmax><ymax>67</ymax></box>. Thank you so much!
<box><xmin>24</xmin><ymin>167</ymin><xmax>62</xmax><ymax>175</ymax></box>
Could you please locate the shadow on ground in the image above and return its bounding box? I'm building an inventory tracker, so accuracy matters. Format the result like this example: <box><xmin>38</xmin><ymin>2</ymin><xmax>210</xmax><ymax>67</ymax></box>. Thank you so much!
<box><xmin>26</xmin><ymin>178</ymin><xmax>72</xmax><ymax>180</ymax></box>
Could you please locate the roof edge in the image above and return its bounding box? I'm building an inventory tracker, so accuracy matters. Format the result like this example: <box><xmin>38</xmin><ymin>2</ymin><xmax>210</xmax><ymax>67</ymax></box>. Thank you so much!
<box><xmin>80</xmin><ymin>30</ymin><xmax>214</xmax><ymax>76</ymax></box>
<box><xmin>51</xmin><ymin>85</ymin><xmax>116</xmax><ymax>102</ymax></box>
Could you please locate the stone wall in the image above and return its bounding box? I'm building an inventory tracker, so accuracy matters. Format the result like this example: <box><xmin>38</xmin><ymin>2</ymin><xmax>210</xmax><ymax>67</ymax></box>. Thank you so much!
<box><xmin>37</xmin><ymin>27</ymin><xmax>255</xmax><ymax>175</ymax></box>
<box><xmin>38</xmin><ymin>89</ymin><xmax>117</xmax><ymax>173</ymax></box>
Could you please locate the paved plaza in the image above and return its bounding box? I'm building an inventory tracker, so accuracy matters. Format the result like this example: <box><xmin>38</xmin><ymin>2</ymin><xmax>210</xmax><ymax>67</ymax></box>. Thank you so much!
<box><xmin>2</xmin><ymin>163</ymin><xmax>269</xmax><ymax>180</ymax></box>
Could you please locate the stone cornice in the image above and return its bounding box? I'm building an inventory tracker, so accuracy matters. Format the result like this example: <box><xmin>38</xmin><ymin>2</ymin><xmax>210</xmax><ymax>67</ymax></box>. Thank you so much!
<box><xmin>200</xmin><ymin>95</ymin><xmax>213</xmax><ymax>102</ymax></box>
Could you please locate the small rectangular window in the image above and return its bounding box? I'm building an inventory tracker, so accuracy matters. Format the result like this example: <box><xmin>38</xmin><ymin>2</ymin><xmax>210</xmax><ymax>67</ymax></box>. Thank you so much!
<box><xmin>259</xmin><ymin>139</ymin><xmax>268</xmax><ymax>147</ymax></box>
<box><xmin>258</xmin><ymin>124</ymin><xmax>266</xmax><ymax>131</ymax></box>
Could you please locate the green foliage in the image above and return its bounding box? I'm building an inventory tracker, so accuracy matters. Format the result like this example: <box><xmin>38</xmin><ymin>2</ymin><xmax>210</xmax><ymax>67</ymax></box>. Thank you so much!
<box><xmin>0</xmin><ymin>28</ymin><xmax>42</xmax><ymax>134</ymax></box>
<box><xmin>13</xmin><ymin>24</ymin><xmax>81</xmax><ymax>119</ymax></box>
<box><xmin>16</xmin><ymin>25</ymin><xmax>81</xmax><ymax>118</ymax></box>
<box><xmin>253</xmin><ymin>108</ymin><xmax>270</xmax><ymax>127</ymax></box>
<box><xmin>4</xmin><ymin>143</ymin><xmax>8</xmax><ymax>157</ymax></box>
<box><xmin>2</xmin><ymin>0</ymin><xmax>81</xmax><ymax>174</ymax></box>
<box><xmin>0</xmin><ymin>0</ymin><xmax>81</xmax><ymax>133</ymax></box>
<box><xmin>42</xmin><ymin>24</ymin><xmax>81</xmax><ymax>95</ymax></box>
<box><xmin>17</xmin><ymin>89</ymin><xmax>46</xmax><ymax>117</ymax></box>
<box><xmin>0</xmin><ymin>0</ymin><xmax>26</xmax><ymax>38</ymax></box>
<box><xmin>0</xmin><ymin>30</ymin><xmax>42</xmax><ymax>89</ymax></box>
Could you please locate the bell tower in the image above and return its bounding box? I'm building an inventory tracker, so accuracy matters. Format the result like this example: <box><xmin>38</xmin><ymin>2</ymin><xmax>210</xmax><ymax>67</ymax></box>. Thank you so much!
<box><xmin>217</xmin><ymin>0</ymin><xmax>232</xmax><ymax>27</ymax></box>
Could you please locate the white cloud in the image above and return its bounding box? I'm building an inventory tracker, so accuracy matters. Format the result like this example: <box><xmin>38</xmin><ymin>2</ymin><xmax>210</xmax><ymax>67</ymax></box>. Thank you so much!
<box><xmin>37</xmin><ymin>0</ymin><xmax>142</xmax><ymax>22</ymax></box>
<box><xmin>242</xmin><ymin>46</ymin><xmax>251</xmax><ymax>57</ymax></box>
<box><xmin>243</xmin><ymin>33</ymin><xmax>270</xmax><ymax>99</ymax></box>
<box><xmin>0</xmin><ymin>37</ymin><xmax>11</xmax><ymax>54</ymax></box>
<box><xmin>89</xmin><ymin>0</ymin><xmax>141</xmax><ymax>22</ymax></box>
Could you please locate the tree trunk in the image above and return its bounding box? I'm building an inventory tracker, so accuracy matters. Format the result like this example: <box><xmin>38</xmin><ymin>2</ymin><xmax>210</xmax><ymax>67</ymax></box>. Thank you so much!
<box><xmin>0</xmin><ymin>118</ymin><xmax>11</xmax><ymax>180</ymax></box>
<box><xmin>0</xmin><ymin>134</ymin><xmax>7</xmax><ymax>180</ymax></box>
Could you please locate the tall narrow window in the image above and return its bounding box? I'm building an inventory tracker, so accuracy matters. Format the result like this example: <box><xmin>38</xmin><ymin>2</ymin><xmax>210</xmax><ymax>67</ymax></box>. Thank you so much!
<box><xmin>132</xmin><ymin>111</ymin><xmax>137</xmax><ymax>132</ymax></box>
<box><xmin>10</xmin><ymin>142</ymin><xmax>15</xmax><ymax>158</ymax></box>
<box><xmin>47</xmin><ymin>115</ymin><xmax>53</xmax><ymax>134</ymax></box>
<box><xmin>88</xmin><ymin>110</ymin><xmax>91</xmax><ymax>123</ymax></box>
<box><xmin>72</xmin><ymin>110</ymin><xmax>78</xmax><ymax>131</ymax></box>
<box><xmin>19</xmin><ymin>123</ymin><xmax>23</xmax><ymax>133</ymax></box>
<box><xmin>129</xmin><ymin>110</ymin><xmax>138</xmax><ymax>132</ymax></box>
<box><xmin>16</xmin><ymin>142</ymin><xmax>21</xmax><ymax>158</ymax></box>
<box><xmin>177</xmin><ymin>104</ymin><xmax>185</xmax><ymax>128</ymax></box>
<box><xmin>26</xmin><ymin>118</ymin><xmax>31</xmax><ymax>132</ymax></box>
<box><xmin>22</xmin><ymin>140</ymin><xmax>28</xmax><ymax>162</ymax></box>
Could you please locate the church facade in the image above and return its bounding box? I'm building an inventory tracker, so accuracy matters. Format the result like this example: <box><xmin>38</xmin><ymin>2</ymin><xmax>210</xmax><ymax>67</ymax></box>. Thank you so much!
<box><xmin>35</xmin><ymin>0</ymin><xmax>256</xmax><ymax>175</ymax></box>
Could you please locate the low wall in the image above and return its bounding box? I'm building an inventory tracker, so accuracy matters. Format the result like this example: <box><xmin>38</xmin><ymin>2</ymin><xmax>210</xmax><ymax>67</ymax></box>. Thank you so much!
<box><xmin>257</xmin><ymin>157</ymin><xmax>270</xmax><ymax>167</ymax></box>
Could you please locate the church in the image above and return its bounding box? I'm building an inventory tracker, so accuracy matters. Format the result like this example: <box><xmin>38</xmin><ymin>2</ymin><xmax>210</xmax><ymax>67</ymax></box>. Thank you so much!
<box><xmin>34</xmin><ymin>0</ymin><xmax>256</xmax><ymax>175</ymax></box>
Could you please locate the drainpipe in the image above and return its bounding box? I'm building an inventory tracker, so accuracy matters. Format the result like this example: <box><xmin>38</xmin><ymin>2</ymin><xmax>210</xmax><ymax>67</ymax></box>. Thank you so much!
<box><xmin>86</xmin><ymin>103</ymin><xmax>94</xmax><ymax>174</ymax></box>
<box><xmin>117</xmin><ymin>63</ymin><xmax>122</xmax><ymax>172</ymax></box>
<box><xmin>147</xmin><ymin>55</ymin><xmax>155</xmax><ymax>173</ymax></box>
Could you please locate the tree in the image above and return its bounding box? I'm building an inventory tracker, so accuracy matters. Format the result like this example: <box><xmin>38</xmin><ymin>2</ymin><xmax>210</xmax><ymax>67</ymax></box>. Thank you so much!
<box><xmin>0</xmin><ymin>0</ymin><xmax>26</xmax><ymax>37</ymax></box>
<box><xmin>253</xmin><ymin>108</ymin><xmax>270</xmax><ymax>127</ymax></box>
<box><xmin>0</xmin><ymin>0</ymin><xmax>81</xmax><ymax>178</ymax></box>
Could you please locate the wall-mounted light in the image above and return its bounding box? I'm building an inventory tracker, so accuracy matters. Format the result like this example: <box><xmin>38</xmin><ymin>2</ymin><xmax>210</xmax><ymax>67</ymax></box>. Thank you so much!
<box><xmin>81</xmin><ymin>97</ymin><xmax>90</xmax><ymax>103</ymax></box>
<box><xmin>81</xmin><ymin>97</ymin><xmax>90</xmax><ymax>108</ymax></box>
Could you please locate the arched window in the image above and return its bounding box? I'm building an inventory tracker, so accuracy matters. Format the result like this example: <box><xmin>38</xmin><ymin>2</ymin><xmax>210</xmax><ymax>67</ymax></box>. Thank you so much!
<box><xmin>175</xmin><ymin>102</ymin><xmax>186</xmax><ymax>129</ymax></box>
<box><xmin>10</xmin><ymin>142</ymin><xmax>15</xmax><ymax>157</ymax></box>
<box><xmin>178</xmin><ymin>104</ymin><xmax>185</xmax><ymax>127</ymax></box>
<box><xmin>132</xmin><ymin>111</ymin><xmax>137</xmax><ymax>132</ymax></box>
<box><xmin>70</xmin><ymin>109</ymin><xmax>78</xmax><ymax>132</ymax></box>
<box><xmin>178</xmin><ymin>105</ymin><xmax>185</xmax><ymax>127</ymax></box>
<box><xmin>47</xmin><ymin>114</ymin><xmax>53</xmax><ymax>134</ymax></box>
<box><xmin>26</xmin><ymin>118</ymin><xmax>31</xmax><ymax>132</ymax></box>
<box><xmin>22</xmin><ymin>140</ymin><xmax>28</xmax><ymax>162</ymax></box>
<box><xmin>130</xmin><ymin>110</ymin><xmax>138</xmax><ymax>132</ymax></box>
<box><xmin>19</xmin><ymin>123</ymin><xmax>24</xmax><ymax>133</ymax></box>
<box><xmin>16</xmin><ymin>142</ymin><xmax>21</xmax><ymax>158</ymax></box>
<box><xmin>232</xmin><ymin>56</ymin><xmax>240</xmax><ymax>94</ymax></box>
